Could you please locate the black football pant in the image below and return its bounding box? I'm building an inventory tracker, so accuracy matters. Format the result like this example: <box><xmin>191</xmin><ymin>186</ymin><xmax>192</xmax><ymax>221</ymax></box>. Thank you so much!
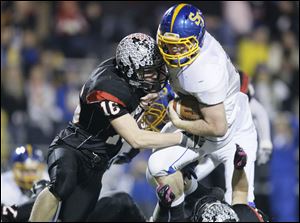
<box><xmin>47</xmin><ymin>146</ymin><xmax>107</xmax><ymax>221</ymax></box>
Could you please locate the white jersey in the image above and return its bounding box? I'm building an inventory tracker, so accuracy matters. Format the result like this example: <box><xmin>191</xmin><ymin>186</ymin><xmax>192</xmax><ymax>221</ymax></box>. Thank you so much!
<box><xmin>169</xmin><ymin>31</ymin><xmax>249</xmax><ymax>149</ymax></box>
<box><xmin>1</xmin><ymin>170</ymin><xmax>49</xmax><ymax>206</ymax></box>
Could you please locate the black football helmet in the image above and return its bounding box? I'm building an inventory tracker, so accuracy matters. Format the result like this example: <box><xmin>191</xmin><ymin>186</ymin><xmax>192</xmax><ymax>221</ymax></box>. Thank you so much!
<box><xmin>191</xmin><ymin>195</ymin><xmax>239</xmax><ymax>222</ymax></box>
<box><xmin>116</xmin><ymin>33</ymin><xmax>168</xmax><ymax>94</ymax></box>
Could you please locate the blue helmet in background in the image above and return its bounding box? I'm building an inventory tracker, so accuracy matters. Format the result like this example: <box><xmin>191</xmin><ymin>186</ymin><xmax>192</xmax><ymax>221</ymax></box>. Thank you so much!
<box><xmin>157</xmin><ymin>3</ymin><xmax>205</xmax><ymax>68</ymax></box>
<box><xmin>11</xmin><ymin>144</ymin><xmax>45</xmax><ymax>190</ymax></box>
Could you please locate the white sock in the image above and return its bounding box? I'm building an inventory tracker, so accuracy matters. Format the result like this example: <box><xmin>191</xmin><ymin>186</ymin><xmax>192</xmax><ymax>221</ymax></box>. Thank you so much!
<box><xmin>171</xmin><ymin>194</ymin><xmax>185</xmax><ymax>207</ymax></box>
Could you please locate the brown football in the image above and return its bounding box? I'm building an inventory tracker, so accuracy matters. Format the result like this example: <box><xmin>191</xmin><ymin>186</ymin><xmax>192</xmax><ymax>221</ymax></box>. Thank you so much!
<box><xmin>173</xmin><ymin>95</ymin><xmax>202</xmax><ymax>120</ymax></box>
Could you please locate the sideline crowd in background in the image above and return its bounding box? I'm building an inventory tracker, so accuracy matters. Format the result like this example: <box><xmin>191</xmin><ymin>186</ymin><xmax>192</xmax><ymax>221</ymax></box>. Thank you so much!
<box><xmin>1</xmin><ymin>1</ymin><xmax>299</xmax><ymax>221</ymax></box>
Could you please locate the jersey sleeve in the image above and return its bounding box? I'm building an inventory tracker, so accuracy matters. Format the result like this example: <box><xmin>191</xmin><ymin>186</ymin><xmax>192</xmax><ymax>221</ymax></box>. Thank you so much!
<box><xmin>98</xmin><ymin>100</ymin><xmax>128</xmax><ymax>120</ymax></box>
<box><xmin>86</xmin><ymin>88</ymin><xmax>130</xmax><ymax>120</ymax></box>
<box><xmin>193</xmin><ymin>64</ymin><xmax>227</xmax><ymax>105</ymax></box>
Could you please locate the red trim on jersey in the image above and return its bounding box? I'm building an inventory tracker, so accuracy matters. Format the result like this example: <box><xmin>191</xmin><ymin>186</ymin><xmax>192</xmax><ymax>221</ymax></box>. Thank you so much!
<box><xmin>86</xmin><ymin>91</ymin><xmax>126</xmax><ymax>107</ymax></box>
<box><xmin>240</xmin><ymin>72</ymin><xmax>249</xmax><ymax>94</ymax></box>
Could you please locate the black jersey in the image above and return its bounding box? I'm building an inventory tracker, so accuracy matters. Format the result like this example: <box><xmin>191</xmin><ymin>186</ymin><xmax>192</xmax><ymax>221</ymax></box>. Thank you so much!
<box><xmin>50</xmin><ymin>58</ymin><xmax>144</xmax><ymax>158</ymax></box>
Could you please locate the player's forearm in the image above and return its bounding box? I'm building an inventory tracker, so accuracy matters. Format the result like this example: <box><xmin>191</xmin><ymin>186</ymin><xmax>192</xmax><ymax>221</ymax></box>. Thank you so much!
<box><xmin>112</xmin><ymin>114</ymin><xmax>182</xmax><ymax>149</ymax></box>
<box><xmin>174</xmin><ymin>118</ymin><xmax>227</xmax><ymax>137</ymax></box>
<box><xmin>130</xmin><ymin>130</ymin><xmax>182</xmax><ymax>149</ymax></box>
<box><xmin>29</xmin><ymin>187</ymin><xmax>60</xmax><ymax>222</ymax></box>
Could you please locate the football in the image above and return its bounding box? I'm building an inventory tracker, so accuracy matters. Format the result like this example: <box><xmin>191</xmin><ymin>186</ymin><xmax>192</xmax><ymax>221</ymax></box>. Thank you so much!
<box><xmin>173</xmin><ymin>95</ymin><xmax>203</xmax><ymax>120</ymax></box>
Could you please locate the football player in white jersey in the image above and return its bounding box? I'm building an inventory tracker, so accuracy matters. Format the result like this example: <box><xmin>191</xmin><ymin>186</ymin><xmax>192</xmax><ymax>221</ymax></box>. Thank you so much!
<box><xmin>1</xmin><ymin>145</ymin><xmax>48</xmax><ymax>206</ymax></box>
<box><xmin>146</xmin><ymin>3</ymin><xmax>258</xmax><ymax>221</ymax></box>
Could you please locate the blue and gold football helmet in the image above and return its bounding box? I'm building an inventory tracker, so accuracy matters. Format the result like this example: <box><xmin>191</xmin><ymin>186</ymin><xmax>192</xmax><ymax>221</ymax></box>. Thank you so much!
<box><xmin>157</xmin><ymin>3</ymin><xmax>205</xmax><ymax>67</ymax></box>
<box><xmin>11</xmin><ymin>144</ymin><xmax>45</xmax><ymax>190</ymax></box>
<box><xmin>140</xmin><ymin>83</ymin><xmax>175</xmax><ymax>132</ymax></box>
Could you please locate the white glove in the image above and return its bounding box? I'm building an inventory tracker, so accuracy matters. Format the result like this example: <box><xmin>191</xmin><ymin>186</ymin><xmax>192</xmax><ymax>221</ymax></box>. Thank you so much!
<box><xmin>180</xmin><ymin>131</ymin><xmax>206</xmax><ymax>151</ymax></box>
<box><xmin>257</xmin><ymin>141</ymin><xmax>273</xmax><ymax>165</ymax></box>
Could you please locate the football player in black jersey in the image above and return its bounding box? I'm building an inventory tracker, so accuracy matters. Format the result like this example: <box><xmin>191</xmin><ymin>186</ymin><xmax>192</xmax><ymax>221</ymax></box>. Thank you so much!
<box><xmin>29</xmin><ymin>33</ymin><xmax>204</xmax><ymax>222</ymax></box>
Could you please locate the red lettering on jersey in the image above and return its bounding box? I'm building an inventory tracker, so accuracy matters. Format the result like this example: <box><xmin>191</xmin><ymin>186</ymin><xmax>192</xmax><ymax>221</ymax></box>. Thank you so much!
<box><xmin>86</xmin><ymin>91</ymin><xmax>126</xmax><ymax>107</ymax></box>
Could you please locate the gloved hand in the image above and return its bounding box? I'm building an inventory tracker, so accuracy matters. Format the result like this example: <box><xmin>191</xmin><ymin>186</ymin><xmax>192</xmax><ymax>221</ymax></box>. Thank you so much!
<box><xmin>156</xmin><ymin>184</ymin><xmax>175</xmax><ymax>207</ymax></box>
<box><xmin>181</xmin><ymin>160</ymin><xmax>199</xmax><ymax>180</ymax></box>
<box><xmin>257</xmin><ymin>143</ymin><xmax>273</xmax><ymax>166</ymax></box>
<box><xmin>234</xmin><ymin>144</ymin><xmax>247</xmax><ymax>169</ymax></box>
<box><xmin>109</xmin><ymin>149</ymin><xmax>140</xmax><ymax>166</ymax></box>
<box><xmin>180</xmin><ymin>131</ymin><xmax>206</xmax><ymax>151</ymax></box>
<box><xmin>112</xmin><ymin>153</ymin><xmax>132</xmax><ymax>165</ymax></box>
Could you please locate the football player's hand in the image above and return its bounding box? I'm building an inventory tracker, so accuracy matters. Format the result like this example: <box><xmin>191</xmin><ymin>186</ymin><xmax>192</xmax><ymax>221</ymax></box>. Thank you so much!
<box><xmin>257</xmin><ymin>141</ymin><xmax>273</xmax><ymax>165</ymax></box>
<box><xmin>167</xmin><ymin>100</ymin><xmax>181</xmax><ymax>126</ymax></box>
<box><xmin>180</xmin><ymin>131</ymin><xmax>205</xmax><ymax>153</ymax></box>
<box><xmin>181</xmin><ymin>160</ymin><xmax>199</xmax><ymax>180</ymax></box>
<box><xmin>257</xmin><ymin>147</ymin><xmax>273</xmax><ymax>165</ymax></box>
<box><xmin>140</xmin><ymin>93</ymin><xmax>159</xmax><ymax>110</ymax></box>
<box><xmin>109</xmin><ymin>149</ymin><xmax>140</xmax><ymax>166</ymax></box>
<box><xmin>234</xmin><ymin>144</ymin><xmax>247</xmax><ymax>169</ymax></box>
<box><xmin>111</xmin><ymin>153</ymin><xmax>132</xmax><ymax>165</ymax></box>
<box><xmin>156</xmin><ymin>184</ymin><xmax>175</xmax><ymax>207</ymax></box>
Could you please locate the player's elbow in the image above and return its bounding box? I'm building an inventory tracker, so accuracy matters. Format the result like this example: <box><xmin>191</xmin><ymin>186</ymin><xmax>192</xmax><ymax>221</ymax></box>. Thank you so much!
<box><xmin>126</xmin><ymin>138</ymin><xmax>142</xmax><ymax>149</ymax></box>
<box><xmin>213</xmin><ymin>122</ymin><xmax>228</xmax><ymax>137</ymax></box>
<box><xmin>129</xmin><ymin>141</ymin><xmax>143</xmax><ymax>149</ymax></box>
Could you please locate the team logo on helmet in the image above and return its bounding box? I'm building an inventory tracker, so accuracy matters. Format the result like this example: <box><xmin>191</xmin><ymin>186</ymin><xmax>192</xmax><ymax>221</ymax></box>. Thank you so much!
<box><xmin>116</xmin><ymin>33</ymin><xmax>161</xmax><ymax>78</ymax></box>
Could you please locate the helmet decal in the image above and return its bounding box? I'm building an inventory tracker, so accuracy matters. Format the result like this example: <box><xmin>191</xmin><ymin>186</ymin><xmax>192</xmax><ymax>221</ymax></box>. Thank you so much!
<box><xmin>116</xmin><ymin>33</ymin><xmax>168</xmax><ymax>93</ymax></box>
<box><xmin>192</xmin><ymin>196</ymin><xmax>239</xmax><ymax>222</ymax></box>
<box><xmin>116</xmin><ymin>33</ymin><xmax>159</xmax><ymax>78</ymax></box>
<box><xmin>170</xmin><ymin>3</ymin><xmax>187</xmax><ymax>33</ymax></box>
<box><xmin>201</xmin><ymin>201</ymin><xmax>239</xmax><ymax>222</ymax></box>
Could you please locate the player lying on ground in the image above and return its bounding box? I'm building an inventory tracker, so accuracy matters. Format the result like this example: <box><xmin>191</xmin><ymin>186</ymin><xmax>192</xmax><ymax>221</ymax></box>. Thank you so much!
<box><xmin>154</xmin><ymin>145</ymin><xmax>269</xmax><ymax>222</ymax></box>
